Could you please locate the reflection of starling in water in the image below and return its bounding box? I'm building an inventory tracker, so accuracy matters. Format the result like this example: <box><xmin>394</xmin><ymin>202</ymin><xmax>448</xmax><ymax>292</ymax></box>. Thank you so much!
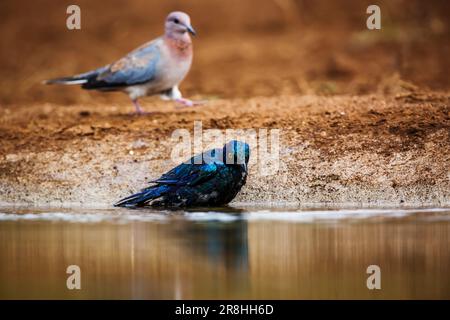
<box><xmin>204</xmin><ymin>220</ymin><xmax>249</xmax><ymax>272</ymax></box>
<box><xmin>179</xmin><ymin>207</ymin><xmax>248</xmax><ymax>271</ymax></box>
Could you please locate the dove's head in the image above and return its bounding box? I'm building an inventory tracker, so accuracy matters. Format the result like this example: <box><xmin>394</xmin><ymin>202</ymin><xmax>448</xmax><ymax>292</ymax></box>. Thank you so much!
<box><xmin>165</xmin><ymin>11</ymin><xmax>196</xmax><ymax>39</ymax></box>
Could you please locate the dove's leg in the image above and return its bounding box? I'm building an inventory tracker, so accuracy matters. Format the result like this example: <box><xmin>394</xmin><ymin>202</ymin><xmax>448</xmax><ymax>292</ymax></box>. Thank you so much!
<box><xmin>132</xmin><ymin>99</ymin><xmax>145</xmax><ymax>114</ymax></box>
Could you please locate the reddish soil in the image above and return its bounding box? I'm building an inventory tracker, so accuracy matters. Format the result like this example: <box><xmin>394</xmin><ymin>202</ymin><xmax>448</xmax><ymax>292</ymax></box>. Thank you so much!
<box><xmin>0</xmin><ymin>0</ymin><xmax>449</xmax><ymax>206</ymax></box>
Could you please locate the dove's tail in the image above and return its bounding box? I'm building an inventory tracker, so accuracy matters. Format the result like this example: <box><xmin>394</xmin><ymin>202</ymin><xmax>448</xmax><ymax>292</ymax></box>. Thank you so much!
<box><xmin>43</xmin><ymin>69</ymin><xmax>103</xmax><ymax>85</ymax></box>
<box><xmin>44</xmin><ymin>76</ymin><xmax>88</xmax><ymax>85</ymax></box>
<box><xmin>114</xmin><ymin>185</ymin><xmax>170</xmax><ymax>208</ymax></box>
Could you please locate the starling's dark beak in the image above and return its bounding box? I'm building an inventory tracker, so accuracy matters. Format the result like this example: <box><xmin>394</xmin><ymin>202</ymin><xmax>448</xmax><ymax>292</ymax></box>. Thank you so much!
<box><xmin>186</xmin><ymin>25</ymin><xmax>196</xmax><ymax>36</ymax></box>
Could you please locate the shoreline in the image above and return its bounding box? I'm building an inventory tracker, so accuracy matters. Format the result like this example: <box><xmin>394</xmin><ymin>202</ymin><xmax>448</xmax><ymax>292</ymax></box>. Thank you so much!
<box><xmin>1</xmin><ymin>93</ymin><xmax>449</xmax><ymax>207</ymax></box>
<box><xmin>1</xmin><ymin>201</ymin><xmax>450</xmax><ymax>209</ymax></box>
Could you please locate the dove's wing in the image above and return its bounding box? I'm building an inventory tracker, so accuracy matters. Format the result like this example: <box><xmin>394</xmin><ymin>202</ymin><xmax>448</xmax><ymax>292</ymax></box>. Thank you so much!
<box><xmin>82</xmin><ymin>38</ymin><xmax>162</xmax><ymax>90</ymax></box>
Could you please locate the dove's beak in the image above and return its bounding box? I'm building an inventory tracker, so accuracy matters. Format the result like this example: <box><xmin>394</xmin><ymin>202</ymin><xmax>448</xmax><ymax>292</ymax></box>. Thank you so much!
<box><xmin>186</xmin><ymin>25</ymin><xmax>196</xmax><ymax>36</ymax></box>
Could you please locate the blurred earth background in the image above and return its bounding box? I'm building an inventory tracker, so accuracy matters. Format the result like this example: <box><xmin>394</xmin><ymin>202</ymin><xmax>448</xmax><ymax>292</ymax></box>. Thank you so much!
<box><xmin>0</xmin><ymin>0</ymin><xmax>449</xmax><ymax>206</ymax></box>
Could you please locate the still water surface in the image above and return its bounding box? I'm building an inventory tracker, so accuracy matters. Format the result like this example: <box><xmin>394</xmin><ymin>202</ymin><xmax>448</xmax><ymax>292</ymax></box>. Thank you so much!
<box><xmin>0</xmin><ymin>206</ymin><xmax>449</xmax><ymax>299</ymax></box>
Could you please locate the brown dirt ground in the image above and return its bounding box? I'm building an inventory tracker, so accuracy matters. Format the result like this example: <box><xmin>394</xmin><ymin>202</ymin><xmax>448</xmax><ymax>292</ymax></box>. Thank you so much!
<box><xmin>1</xmin><ymin>89</ymin><xmax>448</xmax><ymax>206</ymax></box>
<box><xmin>0</xmin><ymin>0</ymin><xmax>449</xmax><ymax>206</ymax></box>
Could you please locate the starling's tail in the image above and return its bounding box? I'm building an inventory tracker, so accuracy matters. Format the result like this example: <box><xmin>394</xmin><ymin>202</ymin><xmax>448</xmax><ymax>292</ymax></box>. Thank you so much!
<box><xmin>114</xmin><ymin>185</ymin><xmax>169</xmax><ymax>207</ymax></box>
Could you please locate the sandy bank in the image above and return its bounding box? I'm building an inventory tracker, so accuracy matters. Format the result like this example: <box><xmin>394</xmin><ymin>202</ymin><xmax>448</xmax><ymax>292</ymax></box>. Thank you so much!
<box><xmin>0</xmin><ymin>93</ymin><xmax>449</xmax><ymax>207</ymax></box>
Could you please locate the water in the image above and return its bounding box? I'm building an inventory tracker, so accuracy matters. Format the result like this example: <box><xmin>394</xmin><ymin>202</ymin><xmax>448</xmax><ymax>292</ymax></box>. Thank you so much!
<box><xmin>0</xmin><ymin>206</ymin><xmax>449</xmax><ymax>299</ymax></box>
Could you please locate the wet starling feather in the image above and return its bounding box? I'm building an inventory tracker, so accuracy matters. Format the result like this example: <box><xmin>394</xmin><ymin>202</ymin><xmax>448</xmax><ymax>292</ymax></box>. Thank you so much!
<box><xmin>114</xmin><ymin>140</ymin><xmax>250</xmax><ymax>208</ymax></box>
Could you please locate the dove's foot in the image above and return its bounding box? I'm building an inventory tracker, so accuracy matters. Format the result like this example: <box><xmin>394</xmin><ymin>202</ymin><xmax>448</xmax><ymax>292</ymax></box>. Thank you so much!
<box><xmin>129</xmin><ymin>110</ymin><xmax>154</xmax><ymax>116</ymax></box>
<box><xmin>131</xmin><ymin>99</ymin><xmax>150</xmax><ymax>115</ymax></box>
<box><xmin>175</xmin><ymin>98</ymin><xmax>206</xmax><ymax>108</ymax></box>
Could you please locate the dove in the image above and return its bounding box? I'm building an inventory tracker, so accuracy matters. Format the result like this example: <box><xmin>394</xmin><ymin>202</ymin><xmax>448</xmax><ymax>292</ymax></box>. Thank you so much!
<box><xmin>45</xmin><ymin>11</ymin><xmax>199</xmax><ymax>114</ymax></box>
<box><xmin>114</xmin><ymin>140</ymin><xmax>250</xmax><ymax>208</ymax></box>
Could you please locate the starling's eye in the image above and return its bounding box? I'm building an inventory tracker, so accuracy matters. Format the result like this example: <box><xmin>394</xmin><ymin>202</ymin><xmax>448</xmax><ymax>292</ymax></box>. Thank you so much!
<box><xmin>174</xmin><ymin>18</ymin><xmax>179</xmax><ymax>24</ymax></box>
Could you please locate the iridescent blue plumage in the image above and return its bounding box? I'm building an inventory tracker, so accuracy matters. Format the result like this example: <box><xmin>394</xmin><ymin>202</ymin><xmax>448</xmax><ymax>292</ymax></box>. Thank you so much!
<box><xmin>114</xmin><ymin>141</ymin><xmax>250</xmax><ymax>208</ymax></box>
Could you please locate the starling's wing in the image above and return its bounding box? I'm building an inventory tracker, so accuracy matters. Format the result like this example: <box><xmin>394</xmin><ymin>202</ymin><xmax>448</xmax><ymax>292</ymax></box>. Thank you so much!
<box><xmin>113</xmin><ymin>184</ymin><xmax>170</xmax><ymax>207</ymax></box>
<box><xmin>151</xmin><ymin>161</ymin><xmax>224</xmax><ymax>187</ymax></box>
<box><xmin>152</xmin><ymin>147</ymin><xmax>225</xmax><ymax>186</ymax></box>
<box><xmin>115</xmin><ymin>161</ymin><xmax>222</xmax><ymax>207</ymax></box>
